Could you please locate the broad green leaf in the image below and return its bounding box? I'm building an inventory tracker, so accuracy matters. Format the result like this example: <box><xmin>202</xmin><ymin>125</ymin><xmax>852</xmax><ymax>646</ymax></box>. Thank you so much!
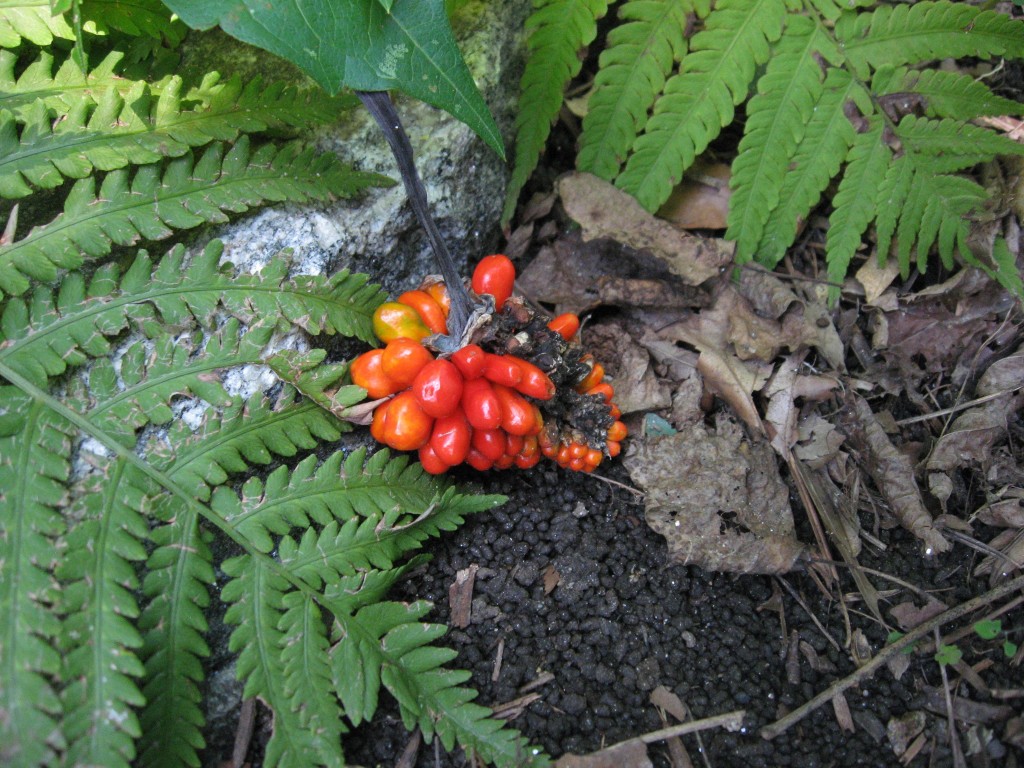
<box><xmin>160</xmin><ymin>0</ymin><xmax>504</xmax><ymax>158</ymax></box>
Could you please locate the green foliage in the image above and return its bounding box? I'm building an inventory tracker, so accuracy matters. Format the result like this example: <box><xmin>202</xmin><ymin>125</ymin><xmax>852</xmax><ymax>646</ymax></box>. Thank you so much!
<box><xmin>0</xmin><ymin>6</ymin><xmax>543</xmax><ymax>768</ymax></box>
<box><xmin>510</xmin><ymin>0</ymin><xmax>1024</xmax><ymax>294</ymax></box>
<box><xmin>161</xmin><ymin>0</ymin><xmax>505</xmax><ymax>157</ymax></box>
<box><xmin>503</xmin><ymin>0</ymin><xmax>613</xmax><ymax>224</ymax></box>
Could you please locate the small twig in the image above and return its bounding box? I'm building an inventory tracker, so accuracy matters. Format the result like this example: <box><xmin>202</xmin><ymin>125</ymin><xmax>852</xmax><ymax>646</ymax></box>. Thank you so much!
<box><xmin>775</xmin><ymin>576</ymin><xmax>843</xmax><ymax>654</ymax></box>
<box><xmin>357</xmin><ymin>91</ymin><xmax>477</xmax><ymax>345</ymax></box>
<box><xmin>231</xmin><ymin>698</ymin><xmax>256</xmax><ymax>768</ymax></box>
<box><xmin>936</xmin><ymin>627</ymin><xmax>967</xmax><ymax>768</ymax></box>
<box><xmin>597</xmin><ymin>709</ymin><xmax>746</xmax><ymax>753</ymax></box>
<box><xmin>895</xmin><ymin>388</ymin><xmax>1023</xmax><ymax>426</ymax></box>
<box><xmin>761</xmin><ymin>573</ymin><xmax>1024</xmax><ymax>739</ymax></box>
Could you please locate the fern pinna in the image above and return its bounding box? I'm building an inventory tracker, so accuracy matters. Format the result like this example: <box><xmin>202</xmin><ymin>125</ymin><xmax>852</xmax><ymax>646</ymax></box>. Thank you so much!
<box><xmin>0</xmin><ymin>5</ymin><xmax>546</xmax><ymax>767</ymax></box>
<box><xmin>509</xmin><ymin>0</ymin><xmax>1024</xmax><ymax>294</ymax></box>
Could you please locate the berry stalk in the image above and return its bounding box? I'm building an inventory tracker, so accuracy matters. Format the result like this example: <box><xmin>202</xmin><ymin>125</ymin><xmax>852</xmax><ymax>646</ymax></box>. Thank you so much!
<box><xmin>358</xmin><ymin>91</ymin><xmax>480</xmax><ymax>351</ymax></box>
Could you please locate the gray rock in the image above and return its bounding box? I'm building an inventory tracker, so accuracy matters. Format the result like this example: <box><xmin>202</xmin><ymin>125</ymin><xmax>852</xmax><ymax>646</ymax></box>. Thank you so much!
<box><xmin>180</xmin><ymin>0</ymin><xmax>531</xmax><ymax>296</ymax></box>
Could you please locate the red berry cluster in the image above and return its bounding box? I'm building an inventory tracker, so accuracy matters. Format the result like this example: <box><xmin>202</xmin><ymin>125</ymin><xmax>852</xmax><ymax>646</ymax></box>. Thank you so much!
<box><xmin>350</xmin><ymin>255</ymin><xmax>626</xmax><ymax>474</ymax></box>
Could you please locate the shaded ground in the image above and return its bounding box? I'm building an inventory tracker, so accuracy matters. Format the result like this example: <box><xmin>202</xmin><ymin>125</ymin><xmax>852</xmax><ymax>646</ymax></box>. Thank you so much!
<box><xmin>338</xmin><ymin>454</ymin><xmax>1019</xmax><ymax>768</ymax></box>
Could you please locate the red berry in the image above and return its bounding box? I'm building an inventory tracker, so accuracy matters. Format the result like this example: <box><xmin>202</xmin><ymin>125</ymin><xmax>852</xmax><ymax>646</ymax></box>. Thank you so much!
<box><xmin>412</xmin><ymin>359</ymin><xmax>464</xmax><ymax>419</ymax></box>
<box><xmin>430</xmin><ymin>411</ymin><xmax>472</xmax><ymax>467</ymax></box>
<box><xmin>451</xmin><ymin>344</ymin><xmax>486</xmax><ymax>380</ymax></box>
<box><xmin>472</xmin><ymin>254</ymin><xmax>516</xmax><ymax>310</ymax></box>
<box><xmin>461</xmin><ymin>378</ymin><xmax>502</xmax><ymax>430</ymax></box>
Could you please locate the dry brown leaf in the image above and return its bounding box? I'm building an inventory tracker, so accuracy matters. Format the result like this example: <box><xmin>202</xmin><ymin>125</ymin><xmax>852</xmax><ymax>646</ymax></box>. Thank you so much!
<box><xmin>793</xmin><ymin>413</ymin><xmax>844</xmax><ymax>468</ymax></box>
<box><xmin>589</xmin><ymin>325</ymin><xmax>672</xmax><ymax>415</ymax></box>
<box><xmin>975</xmin><ymin>495</ymin><xmax>1024</xmax><ymax>528</ymax></box>
<box><xmin>557</xmin><ymin>172</ymin><xmax>734</xmax><ymax>285</ymax></box>
<box><xmin>926</xmin><ymin>345</ymin><xmax>1024</xmax><ymax>472</ymax></box>
<box><xmin>650</xmin><ymin>686</ymin><xmax>688</xmax><ymax>723</ymax></box>
<box><xmin>973</xmin><ymin>528</ymin><xmax>1024</xmax><ymax>586</ymax></box>
<box><xmin>555</xmin><ymin>741</ymin><xmax>652</xmax><ymax>768</ymax></box>
<box><xmin>856</xmin><ymin>255</ymin><xmax>901</xmax><ymax>305</ymax></box>
<box><xmin>596</xmin><ymin>276</ymin><xmax>698</xmax><ymax>309</ymax></box>
<box><xmin>889</xmin><ymin>600</ymin><xmax>948</xmax><ymax>631</ymax></box>
<box><xmin>887</xmin><ymin>712</ymin><xmax>927</xmax><ymax>758</ymax></box>
<box><xmin>516</xmin><ymin>233</ymin><xmax>710</xmax><ymax>315</ymax></box>
<box><xmin>542</xmin><ymin>564</ymin><xmax>561</xmax><ymax>595</ymax></box>
<box><xmin>657</xmin><ymin>161</ymin><xmax>732</xmax><ymax>230</ymax></box>
<box><xmin>624</xmin><ymin>416</ymin><xmax>804</xmax><ymax>574</ymax></box>
<box><xmin>838</xmin><ymin>394</ymin><xmax>951</xmax><ymax>555</ymax></box>
<box><xmin>737</xmin><ymin>270</ymin><xmax>845</xmax><ymax>370</ymax></box>
<box><xmin>832</xmin><ymin>692</ymin><xmax>855</xmax><ymax>734</ymax></box>
<box><xmin>697</xmin><ymin>350</ymin><xmax>769</xmax><ymax>434</ymax></box>
<box><xmin>448</xmin><ymin>564</ymin><xmax>479</xmax><ymax>629</ymax></box>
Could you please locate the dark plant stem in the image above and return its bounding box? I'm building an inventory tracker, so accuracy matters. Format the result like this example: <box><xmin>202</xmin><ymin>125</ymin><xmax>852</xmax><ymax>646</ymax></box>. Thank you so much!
<box><xmin>357</xmin><ymin>91</ymin><xmax>476</xmax><ymax>342</ymax></box>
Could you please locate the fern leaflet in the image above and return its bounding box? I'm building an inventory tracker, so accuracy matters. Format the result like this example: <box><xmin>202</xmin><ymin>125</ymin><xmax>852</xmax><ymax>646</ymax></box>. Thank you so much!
<box><xmin>872</xmin><ymin>66</ymin><xmax>1024</xmax><ymax>121</ymax></box>
<box><xmin>503</xmin><ymin>0</ymin><xmax>613</xmax><ymax>224</ymax></box>
<box><xmin>0</xmin><ymin>242</ymin><xmax>386</xmax><ymax>392</ymax></box>
<box><xmin>0</xmin><ymin>394</ymin><xmax>71</xmax><ymax>767</ymax></box>
<box><xmin>0</xmin><ymin>2</ymin><xmax>75</xmax><ymax>47</ymax></box>
<box><xmin>727</xmin><ymin>15</ymin><xmax>838</xmax><ymax>261</ymax></box>
<box><xmin>1</xmin><ymin>73</ymin><xmax>359</xmax><ymax>198</ymax></box>
<box><xmin>616</xmin><ymin>0</ymin><xmax>788</xmax><ymax>211</ymax></box>
<box><xmin>838</xmin><ymin>1</ymin><xmax>1024</xmax><ymax>79</ymax></box>
<box><xmin>58</xmin><ymin>456</ymin><xmax>151</xmax><ymax>768</ymax></box>
<box><xmin>80</xmin><ymin>0</ymin><xmax>186</xmax><ymax>43</ymax></box>
<box><xmin>824</xmin><ymin>121</ymin><xmax>891</xmax><ymax>292</ymax></box>
<box><xmin>225</xmin><ymin>556</ymin><xmax>344</xmax><ymax>768</ymax></box>
<box><xmin>577</xmin><ymin>0</ymin><xmax>698</xmax><ymax>180</ymax></box>
<box><xmin>0</xmin><ymin>138</ymin><xmax>391</xmax><ymax>299</ymax></box>
<box><xmin>138</xmin><ymin>501</ymin><xmax>214</xmax><ymax>768</ymax></box>
<box><xmin>756</xmin><ymin>69</ymin><xmax>866</xmax><ymax>267</ymax></box>
<box><xmin>891</xmin><ymin>115</ymin><xmax>1024</xmax><ymax>174</ymax></box>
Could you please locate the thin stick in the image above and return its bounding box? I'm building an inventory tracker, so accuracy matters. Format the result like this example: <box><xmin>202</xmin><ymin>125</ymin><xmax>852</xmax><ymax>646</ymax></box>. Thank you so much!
<box><xmin>761</xmin><ymin>573</ymin><xmax>1024</xmax><ymax>739</ymax></box>
<box><xmin>896</xmin><ymin>388</ymin><xmax>1021</xmax><ymax>426</ymax></box>
<box><xmin>935</xmin><ymin>627</ymin><xmax>967</xmax><ymax>768</ymax></box>
<box><xmin>357</xmin><ymin>91</ymin><xmax>475</xmax><ymax>340</ymax></box>
<box><xmin>597</xmin><ymin>709</ymin><xmax>746</xmax><ymax>753</ymax></box>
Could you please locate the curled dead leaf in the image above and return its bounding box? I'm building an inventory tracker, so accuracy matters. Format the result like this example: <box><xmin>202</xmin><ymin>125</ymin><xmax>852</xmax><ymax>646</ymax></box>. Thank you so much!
<box><xmin>557</xmin><ymin>172</ymin><xmax>733</xmax><ymax>286</ymax></box>
<box><xmin>838</xmin><ymin>394</ymin><xmax>950</xmax><ymax>555</ymax></box>
<box><xmin>624</xmin><ymin>416</ymin><xmax>804</xmax><ymax>574</ymax></box>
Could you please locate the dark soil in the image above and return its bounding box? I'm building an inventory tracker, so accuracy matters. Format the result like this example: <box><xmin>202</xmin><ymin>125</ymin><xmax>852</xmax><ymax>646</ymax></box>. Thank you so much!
<box><xmin>340</xmin><ymin>457</ymin><xmax>1021</xmax><ymax>767</ymax></box>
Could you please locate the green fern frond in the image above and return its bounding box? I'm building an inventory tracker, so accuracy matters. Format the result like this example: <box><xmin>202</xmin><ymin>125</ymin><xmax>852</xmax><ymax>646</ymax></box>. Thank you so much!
<box><xmin>0</xmin><ymin>395</ymin><xmax>71</xmax><ymax>767</ymax></box>
<box><xmin>168</xmin><ymin>389</ymin><xmax>347</xmax><ymax>501</ymax></box>
<box><xmin>81</xmin><ymin>0</ymin><xmax>186</xmax><ymax>44</ymax></box>
<box><xmin>577</xmin><ymin>0</ymin><xmax>697</xmax><ymax>180</ymax></box>
<box><xmin>503</xmin><ymin>0</ymin><xmax>613</xmax><ymax>224</ymax></box>
<box><xmin>756</xmin><ymin>69</ymin><xmax>866</xmax><ymax>267</ymax></box>
<box><xmin>873</xmin><ymin>66</ymin><xmax>1024</xmax><ymax>121</ymax></box>
<box><xmin>212</xmin><ymin>448</ymin><xmax>462</xmax><ymax>554</ymax></box>
<box><xmin>0</xmin><ymin>138</ymin><xmax>391</xmax><ymax>299</ymax></box>
<box><xmin>1</xmin><ymin>72</ymin><xmax>359</xmax><ymax>199</ymax></box>
<box><xmin>0</xmin><ymin>242</ymin><xmax>387</xmax><ymax>389</ymax></box>
<box><xmin>331</xmin><ymin>598</ymin><xmax>542</xmax><ymax>767</ymax></box>
<box><xmin>84</xmin><ymin>319</ymin><xmax>272</xmax><ymax>446</ymax></box>
<box><xmin>279</xmin><ymin>591</ymin><xmax>347</xmax><ymax>762</ymax></box>
<box><xmin>839</xmin><ymin>1</ymin><xmax>1024</xmax><ymax>79</ymax></box>
<box><xmin>991</xmin><ymin>237</ymin><xmax>1024</xmax><ymax>298</ymax></box>
<box><xmin>0</xmin><ymin>50</ymin><xmax>158</xmax><ymax>119</ymax></box>
<box><xmin>276</xmin><ymin>476</ymin><xmax>504</xmax><ymax>590</ymax></box>
<box><xmin>615</xmin><ymin>0</ymin><xmax>788</xmax><ymax>212</ymax></box>
<box><xmin>0</xmin><ymin>2</ymin><xmax>75</xmax><ymax>47</ymax></box>
<box><xmin>824</xmin><ymin>121</ymin><xmax>891</xmax><ymax>291</ymax></box>
<box><xmin>137</xmin><ymin>502</ymin><xmax>214</xmax><ymax>768</ymax></box>
<box><xmin>727</xmin><ymin>15</ymin><xmax>838</xmax><ymax>261</ymax></box>
<box><xmin>224</xmin><ymin>556</ymin><xmax>344</xmax><ymax>768</ymax></box>
<box><xmin>893</xmin><ymin>115</ymin><xmax>1024</xmax><ymax>173</ymax></box>
<box><xmin>872</xmin><ymin>152</ymin><xmax>913</xmax><ymax>266</ymax></box>
<box><xmin>57</xmin><ymin>455</ymin><xmax>151</xmax><ymax>768</ymax></box>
